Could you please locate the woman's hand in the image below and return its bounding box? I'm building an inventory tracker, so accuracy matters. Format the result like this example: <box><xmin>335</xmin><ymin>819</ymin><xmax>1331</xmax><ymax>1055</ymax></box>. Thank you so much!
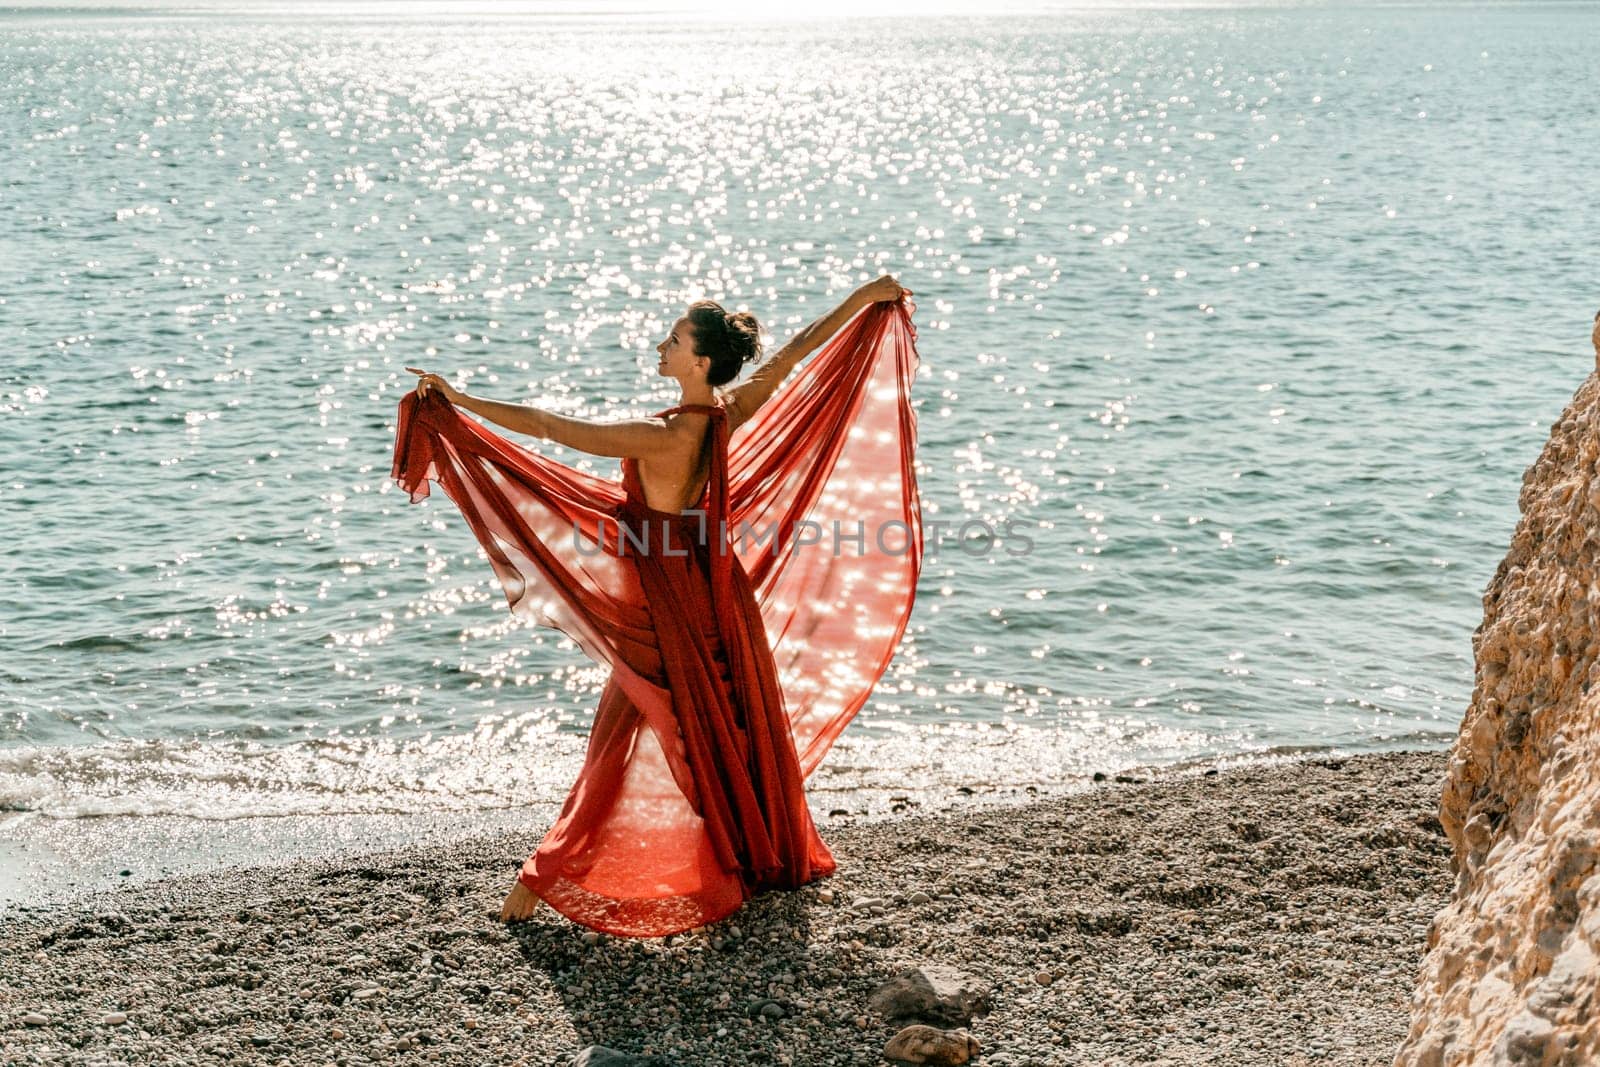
<box><xmin>857</xmin><ymin>274</ymin><xmax>912</xmax><ymax>305</ymax></box>
<box><xmin>405</xmin><ymin>366</ymin><xmax>466</xmax><ymax>405</ymax></box>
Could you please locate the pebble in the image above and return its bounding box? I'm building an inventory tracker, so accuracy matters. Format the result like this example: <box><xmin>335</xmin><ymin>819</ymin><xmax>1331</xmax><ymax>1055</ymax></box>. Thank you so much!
<box><xmin>1034</xmin><ymin>971</ymin><xmax>1054</xmax><ymax>987</ymax></box>
<box><xmin>817</xmin><ymin>888</ymin><xmax>836</xmax><ymax>904</ymax></box>
<box><xmin>102</xmin><ymin>1011</ymin><xmax>128</xmax><ymax>1025</ymax></box>
<box><xmin>581</xmin><ymin>931</ymin><xmax>601</xmax><ymax>946</ymax></box>
<box><xmin>909</xmin><ymin>891</ymin><xmax>932</xmax><ymax>905</ymax></box>
<box><xmin>22</xmin><ymin>1013</ymin><xmax>48</xmax><ymax>1026</ymax></box>
<box><xmin>884</xmin><ymin>1024</ymin><xmax>980</xmax><ymax>1066</ymax></box>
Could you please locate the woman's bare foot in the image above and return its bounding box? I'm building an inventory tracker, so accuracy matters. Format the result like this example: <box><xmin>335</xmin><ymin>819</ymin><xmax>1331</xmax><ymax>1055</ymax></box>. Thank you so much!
<box><xmin>500</xmin><ymin>880</ymin><xmax>543</xmax><ymax>923</ymax></box>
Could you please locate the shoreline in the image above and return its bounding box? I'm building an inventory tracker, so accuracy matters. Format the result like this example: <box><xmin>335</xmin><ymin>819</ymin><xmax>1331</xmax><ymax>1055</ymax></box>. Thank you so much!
<box><xmin>0</xmin><ymin>748</ymin><xmax>1451</xmax><ymax>1066</ymax></box>
<box><xmin>0</xmin><ymin>738</ymin><xmax>1445</xmax><ymax>917</ymax></box>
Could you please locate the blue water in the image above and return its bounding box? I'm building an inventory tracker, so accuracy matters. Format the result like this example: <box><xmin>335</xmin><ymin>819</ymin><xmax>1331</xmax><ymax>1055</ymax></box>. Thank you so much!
<box><xmin>3</xmin><ymin>1</ymin><xmax>1597</xmax><ymax>836</ymax></box>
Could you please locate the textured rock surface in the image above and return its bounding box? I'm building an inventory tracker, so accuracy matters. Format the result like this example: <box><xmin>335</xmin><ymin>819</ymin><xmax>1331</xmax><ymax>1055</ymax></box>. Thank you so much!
<box><xmin>883</xmin><ymin>1024</ymin><xmax>978</xmax><ymax>1065</ymax></box>
<box><xmin>869</xmin><ymin>964</ymin><xmax>991</xmax><ymax>1028</ymax></box>
<box><xmin>573</xmin><ymin>1045</ymin><xmax>675</xmax><ymax>1067</ymax></box>
<box><xmin>1397</xmin><ymin>368</ymin><xmax>1600</xmax><ymax>1067</ymax></box>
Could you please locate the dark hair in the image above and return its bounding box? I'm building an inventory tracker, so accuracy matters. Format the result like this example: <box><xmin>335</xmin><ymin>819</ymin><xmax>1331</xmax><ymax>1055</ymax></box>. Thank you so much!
<box><xmin>686</xmin><ymin>300</ymin><xmax>762</xmax><ymax>387</ymax></box>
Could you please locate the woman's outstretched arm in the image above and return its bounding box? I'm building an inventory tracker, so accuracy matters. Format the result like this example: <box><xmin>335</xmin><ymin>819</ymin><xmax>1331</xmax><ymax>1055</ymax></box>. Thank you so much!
<box><xmin>455</xmin><ymin>395</ymin><xmax>681</xmax><ymax>459</ymax></box>
<box><xmin>404</xmin><ymin>367</ymin><xmax>681</xmax><ymax>459</ymax></box>
<box><xmin>723</xmin><ymin>274</ymin><xmax>910</xmax><ymax>431</ymax></box>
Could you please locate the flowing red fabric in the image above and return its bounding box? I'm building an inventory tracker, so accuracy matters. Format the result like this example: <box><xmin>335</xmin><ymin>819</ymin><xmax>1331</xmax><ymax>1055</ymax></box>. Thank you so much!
<box><xmin>390</xmin><ymin>298</ymin><xmax>922</xmax><ymax>936</ymax></box>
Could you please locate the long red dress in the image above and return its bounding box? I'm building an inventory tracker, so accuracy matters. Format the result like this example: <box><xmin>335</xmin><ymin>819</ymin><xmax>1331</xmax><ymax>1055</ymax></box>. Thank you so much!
<box><xmin>390</xmin><ymin>298</ymin><xmax>922</xmax><ymax>936</ymax></box>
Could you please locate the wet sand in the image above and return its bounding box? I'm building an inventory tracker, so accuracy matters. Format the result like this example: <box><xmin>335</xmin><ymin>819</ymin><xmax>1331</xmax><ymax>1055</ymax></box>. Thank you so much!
<box><xmin>0</xmin><ymin>749</ymin><xmax>1450</xmax><ymax>1066</ymax></box>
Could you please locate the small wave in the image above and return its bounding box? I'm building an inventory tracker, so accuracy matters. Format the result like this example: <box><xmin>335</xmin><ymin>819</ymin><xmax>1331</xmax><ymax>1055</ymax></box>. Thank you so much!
<box><xmin>0</xmin><ymin>721</ymin><xmax>1445</xmax><ymax>825</ymax></box>
<box><xmin>0</xmin><ymin>734</ymin><xmax>587</xmax><ymax>821</ymax></box>
<box><xmin>45</xmin><ymin>634</ymin><xmax>149</xmax><ymax>653</ymax></box>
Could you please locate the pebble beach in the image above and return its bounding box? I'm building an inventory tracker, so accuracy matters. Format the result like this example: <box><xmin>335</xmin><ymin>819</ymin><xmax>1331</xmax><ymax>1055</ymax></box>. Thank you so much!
<box><xmin>1</xmin><ymin>749</ymin><xmax>1451</xmax><ymax>1067</ymax></box>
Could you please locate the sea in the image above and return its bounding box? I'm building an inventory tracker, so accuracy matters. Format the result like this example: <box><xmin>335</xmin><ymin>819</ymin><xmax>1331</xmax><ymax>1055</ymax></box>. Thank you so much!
<box><xmin>4</xmin><ymin>0</ymin><xmax>1598</xmax><ymax>909</ymax></box>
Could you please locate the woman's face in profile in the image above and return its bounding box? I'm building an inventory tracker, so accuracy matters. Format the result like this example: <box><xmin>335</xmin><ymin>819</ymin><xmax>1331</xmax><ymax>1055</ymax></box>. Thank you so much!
<box><xmin>656</xmin><ymin>314</ymin><xmax>703</xmax><ymax>380</ymax></box>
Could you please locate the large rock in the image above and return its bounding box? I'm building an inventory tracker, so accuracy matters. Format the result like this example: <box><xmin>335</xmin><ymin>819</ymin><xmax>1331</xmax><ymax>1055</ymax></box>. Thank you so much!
<box><xmin>883</xmin><ymin>1025</ymin><xmax>979</xmax><ymax>1066</ymax></box>
<box><xmin>1396</xmin><ymin>363</ymin><xmax>1600</xmax><ymax>1066</ymax></box>
<box><xmin>868</xmin><ymin>964</ymin><xmax>991</xmax><ymax>1028</ymax></box>
<box><xmin>572</xmin><ymin>1047</ymin><xmax>673</xmax><ymax>1067</ymax></box>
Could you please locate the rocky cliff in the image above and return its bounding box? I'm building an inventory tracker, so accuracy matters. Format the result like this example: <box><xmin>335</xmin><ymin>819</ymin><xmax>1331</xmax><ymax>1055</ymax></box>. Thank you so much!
<box><xmin>1397</xmin><ymin>348</ymin><xmax>1600</xmax><ymax>1066</ymax></box>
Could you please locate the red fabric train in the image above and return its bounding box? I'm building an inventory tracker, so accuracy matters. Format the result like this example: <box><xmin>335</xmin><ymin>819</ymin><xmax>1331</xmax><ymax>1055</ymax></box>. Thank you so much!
<box><xmin>390</xmin><ymin>298</ymin><xmax>923</xmax><ymax>936</ymax></box>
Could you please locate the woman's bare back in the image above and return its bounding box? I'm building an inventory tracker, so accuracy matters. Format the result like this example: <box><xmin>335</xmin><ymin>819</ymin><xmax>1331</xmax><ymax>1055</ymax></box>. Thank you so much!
<box><xmin>636</xmin><ymin>410</ymin><xmax>715</xmax><ymax>513</ymax></box>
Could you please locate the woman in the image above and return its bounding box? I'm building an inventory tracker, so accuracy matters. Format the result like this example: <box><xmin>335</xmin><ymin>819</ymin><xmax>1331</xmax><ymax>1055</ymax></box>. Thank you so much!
<box><xmin>392</xmin><ymin>274</ymin><xmax>921</xmax><ymax>937</ymax></box>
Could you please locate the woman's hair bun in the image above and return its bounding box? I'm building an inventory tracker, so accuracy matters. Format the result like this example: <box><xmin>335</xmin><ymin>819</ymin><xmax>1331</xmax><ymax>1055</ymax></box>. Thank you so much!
<box><xmin>723</xmin><ymin>310</ymin><xmax>761</xmax><ymax>365</ymax></box>
<box><xmin>686</xmin><ymin>300</ymin><xmax>763</xmax><ymax>386</ymax></box>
